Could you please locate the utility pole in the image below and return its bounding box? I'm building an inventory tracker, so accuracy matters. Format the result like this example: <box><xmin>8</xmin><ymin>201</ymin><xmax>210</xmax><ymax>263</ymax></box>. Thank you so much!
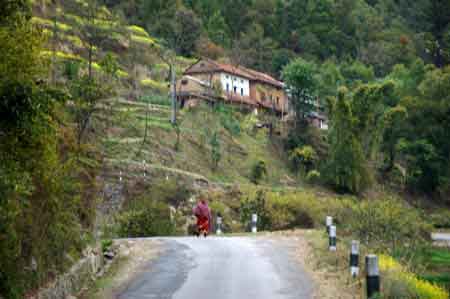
<box><xmin>171</xmin><ymin>65</ymin><xmax>177</xmax><ymax>125</ymax></box>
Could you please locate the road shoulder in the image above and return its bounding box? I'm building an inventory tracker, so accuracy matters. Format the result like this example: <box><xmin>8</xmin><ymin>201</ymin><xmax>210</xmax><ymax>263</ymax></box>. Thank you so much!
<box><xmin>80</xmin><ymin>239</ymin><xmax>163</xmax><ymax>299</ymax></box>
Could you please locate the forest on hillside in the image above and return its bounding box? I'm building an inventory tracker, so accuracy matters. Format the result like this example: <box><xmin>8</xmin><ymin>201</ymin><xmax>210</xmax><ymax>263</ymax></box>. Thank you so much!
<box><xmin>105</xmin><ymin>0</ymin><xmax>450</xmax><ymax>77</ymax></box>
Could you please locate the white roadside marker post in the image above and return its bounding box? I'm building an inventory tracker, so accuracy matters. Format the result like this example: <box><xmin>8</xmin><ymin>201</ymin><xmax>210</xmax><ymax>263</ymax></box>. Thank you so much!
<box><xmin>366</xmin><ymin>255</ymin><xmax>380</xmax><ymax>299</ymax></box>
<box><xmin>119</xmin><ymin>171</ymin><xmax>122</xmax><ymax>182</ymax></box>
<box><xmin>350</xmin><ymin>240</ymin><xmax>359</xmax><ymax>277</ymax></box>
<box><xmin>216</xmin><ymin>216</ymin><xmax>222</xmax><ymax>235</ymax></box>
<box><xmin>329</xmin><ymin>225</ymin><xmax>337</xmax><ymax>251</ymax></box>
<box><xmin>251</xmin><ymin>213</ymin><xmax>258</xmax><ymax>233</ymax></box>
<box><xmin>326</xmin><ymin>216</ymin><xmax>333</xmax><ymax>234</ymax></box>
<box><xmin>143</xmin><ymin>160</ymin><xmax>146</xmax><ymax>178</ymax></box>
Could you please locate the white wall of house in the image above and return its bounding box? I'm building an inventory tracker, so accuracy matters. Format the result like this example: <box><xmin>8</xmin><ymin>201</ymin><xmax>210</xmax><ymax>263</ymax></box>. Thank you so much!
<box><xmin>220</xmin><ymin>72</ymin><xmax>250</xmax><ymax>97</ymax></box>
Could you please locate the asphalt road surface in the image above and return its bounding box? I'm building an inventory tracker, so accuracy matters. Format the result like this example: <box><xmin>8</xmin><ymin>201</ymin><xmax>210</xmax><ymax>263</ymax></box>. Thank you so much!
<box><xmin>117</xmin><ymin>237</ymin><xmax>314</xmax><ymax>299</ymax></box>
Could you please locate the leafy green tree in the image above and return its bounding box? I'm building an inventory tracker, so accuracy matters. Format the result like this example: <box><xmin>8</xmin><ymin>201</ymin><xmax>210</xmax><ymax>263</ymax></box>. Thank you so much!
<box><xmin>70</xmin><ymin>75</ymin><xmax>111</xmax><ymax>146</ymax></box>
<box><xmin>171</xmin><ymin>8</ymin><xmax>203</xmax><ymax>56</ymax></box>
<box><xmin>289</xmin><ymin>146</ymin><xmax>318</xmax><ymax>174</ymax></box>
<box><xmin>282</xmin><ymin>58</ymin><xmax>318</xmax><ymax>123</ymax></box>
<box><xmin>326</xmin><ymin>88</ymin><xmax>370</xmax><ymax>193</ymax></box>
<box><xmin>236</xmin><ymin>24</ymin><xmax>278</xmax><ymax>73</ymax></box>
<box><xmin>381</xmin><ymin>105</ymin><xmax>407</xmax><ymax>171</ymax></box>
<box><xmin>205</xmin><ymin>11</ymin><xmax>230</xmax><ymax>47</ymax></box>
<box><xmin>250</xmin><ymin>160</ymin><xmax>268</xmax><ymax>185</ymax></box>
<box><xmin>209</xmin><ymin>131</ymin><xmax>221</xmax><ymax>170</ymax></box>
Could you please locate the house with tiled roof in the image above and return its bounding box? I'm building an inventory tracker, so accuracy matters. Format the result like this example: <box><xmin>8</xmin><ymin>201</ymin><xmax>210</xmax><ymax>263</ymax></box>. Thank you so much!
<box><xmin>176</xmin><ymin>59</ymin><xmax>290</xmax><ymax>115</ymax></box>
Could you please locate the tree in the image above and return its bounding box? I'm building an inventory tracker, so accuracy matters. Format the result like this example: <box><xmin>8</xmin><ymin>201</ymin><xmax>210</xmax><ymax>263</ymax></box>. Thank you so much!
<box><xmin>75</xmin><ymin>0</ymin><xmax>116</xmax><ymax>79</ymax></box>
<box><xmin>70</xmin><ymin>75</ymin><xmax>110</xmax><ymax>146</ymax></box>
<box><xmin>209</xmin><ymin>131</ymin><xmax>221</xmax><ymax>170</ymax></box>
<box><xmin>176</xmin><ymin>8</ymin><xmax>203</xmax><ymax>57</ymax></box>
<box><xmin>289</xmin><ymin>146</ymin><xmax>318</xmax><ymax>174</ymax></box>
<box><xmin>282</xmin><ymin>58</ymin><xmax>318</xmax><ymax>124</ymax></box>
<box><xmin>326</xmin><ymin>87</ymin><xmax>370</xmax><ymax>193</ymax></box>
<box><xmin>235</xmin><ymin>24</ymin><xmax>278</xmax><ymax>73</ymax></box>
<box><xmin>205</xmin><ymin>10</ymin><xmax>230</xmax><ymax>47</ymax></box>
<box><xmin>250</xmin><ymin>160</ymin><xmax>267</xmax><ymax>184</ymax></box>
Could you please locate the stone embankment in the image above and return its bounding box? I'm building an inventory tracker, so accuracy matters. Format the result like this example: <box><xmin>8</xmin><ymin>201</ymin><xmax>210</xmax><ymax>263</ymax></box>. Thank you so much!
<box><xmin>30</xmin><ymin>245</ymin><xmax>117</xmax><ymax>299</ymax></box>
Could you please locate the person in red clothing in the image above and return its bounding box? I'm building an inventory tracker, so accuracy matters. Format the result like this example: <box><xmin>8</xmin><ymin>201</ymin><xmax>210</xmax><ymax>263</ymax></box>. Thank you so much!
<box><xmin>193</xmin><ymin>198</ymin><xmax>211</xmax><ymax>237</ymax></box>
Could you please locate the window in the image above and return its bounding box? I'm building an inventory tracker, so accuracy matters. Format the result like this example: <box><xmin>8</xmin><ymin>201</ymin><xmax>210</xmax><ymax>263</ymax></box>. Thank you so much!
<box><xmin>241</xmin><ymin>79</ymin><xmax>244</xmax><ymax>83</ymax></box>
<box><xmin>234</xmin><ymin>86</ymin><xmax>237</xmax><ymax>94</ymax></box>
<box><xmin>276</xmin><ymin>97</ymin><xmax>280</xmax><ymax>105</ymax></box>
<box><xmin>241</xmin><ymin>88</ymin><xmax>244</xmax><ymax>96</ymax></box>
<box><xmin>270</xmin><ymin>95</ymin><xmax>273</xmax><ymax>102</ymax></box>
<box><xmin>226</xmin><ymin>75</ymin><xmax>229</xmax><ymax>79</ymax></box>
<box><xmin>226</xmin><ymin>83</ymin><xmax>229</xmax><ymax>92</ymax></box>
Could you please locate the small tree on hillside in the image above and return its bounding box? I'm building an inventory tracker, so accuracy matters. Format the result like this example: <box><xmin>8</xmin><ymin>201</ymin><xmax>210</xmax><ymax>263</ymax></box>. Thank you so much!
<box><xmin>74</xmin><ymin>0</ymin><xmax>115</xmax><ymax>79</ymax></box>
<box><xmin>325</xmin><ymin>87</ymin><xmax>370</xmax><ymax>194</ymax></box>
<box><xmin>209</xmin><ymin>131</ymin><xmax>221</xmax><ymax>171</ymax></box>
<box><xmin>250</xmin><ymin>160</ymin><xmax>268</xmax><ymax>185</ymax></box>
<box><xmin>282</xmin><ymin>58</ymin><xmax>318</xmax><ymax>126</ymax></box>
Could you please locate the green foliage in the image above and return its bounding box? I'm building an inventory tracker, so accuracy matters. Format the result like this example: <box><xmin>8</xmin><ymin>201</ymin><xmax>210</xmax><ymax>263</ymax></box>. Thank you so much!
<box><xmin>139</xmin><ymin>94</ymin><xmax>171</xmax><ymax>106</ymax></box>
<box><xmin>250</xmin><ymin>160</ymin><xmax>267</xmax><ymax>185</ymax></box>
<box><xmin>209</xmin><ymin>131</ymin><xmax>221</xmax><ymax>170</ymax></box>
<box><xmin>101</xmin><ymin>239</ymin><xmax>113</xmax><ymax>253</ymax></box>
<box><xmin>326</xmin><ymin>88</ymin><xmax>370</xmax><ymax>194</ymax></box>
<box><xmin>214</xmin><ymin>103</ymin><xmax>241</xmax><ymax>136</ymax></box>
<box><xmin>99</xmin><ymin>52</ymin><xmax>119</xmax><ymax>79</ymax></box>
<box><xmin>0</xmin><ymin>11</ymin><xmax>97</xmax><ymax>297</ymax></box>
<box><xmin>240</xmin><ymin>190</ymin><xmax>271</xmax><ymax>231</ymax></box>
<box><xmin>306</xmin><ymin>170</ymin><xmax>321</xmax><ymax>183</ymax></box>
<box><xmin>117</xmin><ymin>200</ymin><xmax>176</xmax><ymax>237</ymax></box>
<box><xmin>63</xmin><ymin>60</ymin><xmax>81</xmax><ymax>80</ymax></box>
<box><xmin>348</xmin><ymin>198</ymin><xmax>431</xmax><ymax>252</ymax></box>
<box><xmin>289</xmin><ymin>145</ymin><xmax>318</xmax><ymax>174</ymax></box>
<box><xmin>282</xmin><ymin>58</ymin><xmax>317</xmax><ymax>121</ymax></box>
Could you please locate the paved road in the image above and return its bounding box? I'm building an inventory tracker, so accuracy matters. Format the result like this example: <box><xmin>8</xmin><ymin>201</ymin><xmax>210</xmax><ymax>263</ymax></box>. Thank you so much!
<box><xmin>117</xmin><ymin>237</ymin><xmax>314</xmax><ymax>299</ymax></box>
<box><xmin>432</xmin><ymin>232</ymin><xmax>450</xmax><ymax>242</ymax></box>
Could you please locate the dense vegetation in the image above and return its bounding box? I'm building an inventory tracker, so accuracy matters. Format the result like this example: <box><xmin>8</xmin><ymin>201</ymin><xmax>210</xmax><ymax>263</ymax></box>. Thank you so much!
<box><xmin>0</xmin><ymin>3</ymin><xmax>100</xmax><ymax>297</ymax></box>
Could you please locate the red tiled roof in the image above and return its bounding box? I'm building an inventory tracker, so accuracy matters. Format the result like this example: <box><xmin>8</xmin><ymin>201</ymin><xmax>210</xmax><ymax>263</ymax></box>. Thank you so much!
<box><xmin>185</xmin><ymin>59</ymin><xmax>284</xmax><ymax>88</ymax></box>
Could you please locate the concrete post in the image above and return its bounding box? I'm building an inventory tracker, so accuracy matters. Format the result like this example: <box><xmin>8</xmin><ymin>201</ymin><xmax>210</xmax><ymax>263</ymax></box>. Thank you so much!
<box><xmin>251</xmin><ymin>213</ymin><xmax>258</xmax><ymax>233</ymax></box>
<box><xmin>326</xmin><ymin>216</ymin><xmax>333</xmax><ymax>234</ymax></box>
<box><xmin>350</xmin><ymin>240</ymin><xmax>359</xmax><ymax>277</ymax></box>
<box><xmin>171</xmin><ymin>65</ymin><xmax>177</xmax><ymax>125</ymax></box>
<box><xmin>216</xmin><ymin>216</ymin><xmax>222</xmax><ymax>235</ymax></box>
<box><xmin>366</xmin><ymin>255</ymin><xmax>380</xmax><ymax>299</ymax></box>
<box><xmin>329</xmin><ymin>225</ymin><xmax>336</xmax><ymax>251</ymax></box>
<box><xmin>143</xmin><ymin>160</ymin><xmax>147</xmax><ymax>177</ymax></box>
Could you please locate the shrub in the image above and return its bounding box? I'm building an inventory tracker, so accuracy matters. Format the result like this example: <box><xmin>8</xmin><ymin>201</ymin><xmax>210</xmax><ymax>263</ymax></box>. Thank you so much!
<box><xmin>306</xmin><ymin>170</ymin><xmax>321</xmax><ymax>183</ymax></box>
<box><xmin>240</xmin><ymin>190</ymin><xmax>271</xmax><ymax>231</ymax></box>
<box><xmin>250</xmin><ymin>160</ymin><xmax>267</xmax><ymax>184</ymax></box>
<box><xmin>348</xmin><ymin>198</ymin><xmax>431</xmax><ymax>252</ymax></box>
<box><xmin>242</xmin><ymin>113</ymin><xmax>259</xmax><ymax>135</ymax></box>
<box><xmin>240</xmin><ymin>190</ymin><xmax>327</xmax><ymax>231</ymax></box>
<box><xmin>117</xmin><ymin>201</ymin><xmax>176</xmax><ymax>237</ymax></box>
<box><xmin>379</xmin><ymin>255</ymin><xmax>449</xmax><ymax>299</ymax></box>
<box><xmin>289</xmin><ymin>145</ymin><xmax>318</xmax><ymax>173</ymax></box>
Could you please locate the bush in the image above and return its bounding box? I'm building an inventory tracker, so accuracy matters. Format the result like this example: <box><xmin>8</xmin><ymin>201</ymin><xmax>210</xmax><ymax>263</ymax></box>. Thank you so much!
<box><xmin>306</xmin><ymin>170</ymin><xmax>321</xmax><ymax>183</ymax></box>
<box><xmin>380</xmin><ymin>255</ymin><xmax>449</xmax><ymax>299</ymax></box>
<box><xmin>430</xmin><ymin>211</ymin><xmax>450</xmax><ymax>229</ymax></box>
<box><xmin>289</xmin><ymin>145</ymin><xmax>318</xmax><ymax>173</ymax></box>
<box><xmin>348</xmin><ymin>198</ymin><xmax>431</xmax><ymax>252</ymax></box>
<box><xmin>240</xmin><ymin>190</ymin><xmax>328</xmax><ymax>231</ymax></box>
<box><xmin>117</xmin><ymin>201</ymin><xmax>176</xmax><ymax>237</ymax></box>
<box><xmin>250</xmin><ymin>160</ymin><xmax>267</xmax><ymax>184</ymax></box>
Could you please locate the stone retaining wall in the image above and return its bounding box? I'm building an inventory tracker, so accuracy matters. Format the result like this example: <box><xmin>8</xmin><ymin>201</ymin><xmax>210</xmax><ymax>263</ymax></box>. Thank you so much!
<box><xmin>32</xmin><ymin>247</ymin><xmax>104</xmax><ymax>299</ymax></box>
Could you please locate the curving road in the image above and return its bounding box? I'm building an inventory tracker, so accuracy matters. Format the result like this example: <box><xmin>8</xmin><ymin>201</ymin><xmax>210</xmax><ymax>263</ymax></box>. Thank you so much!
<box><xmin>117</xmin><ymin>237</ymin><xmax>314</xmax><ymax>299</ymax></box>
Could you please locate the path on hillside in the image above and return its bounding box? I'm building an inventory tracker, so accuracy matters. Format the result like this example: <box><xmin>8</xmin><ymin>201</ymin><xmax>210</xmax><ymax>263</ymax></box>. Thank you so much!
<box><xmin>116</xmin><ymin>236</ymin><xmax>314</xmax><ymax>299</ymax></box>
